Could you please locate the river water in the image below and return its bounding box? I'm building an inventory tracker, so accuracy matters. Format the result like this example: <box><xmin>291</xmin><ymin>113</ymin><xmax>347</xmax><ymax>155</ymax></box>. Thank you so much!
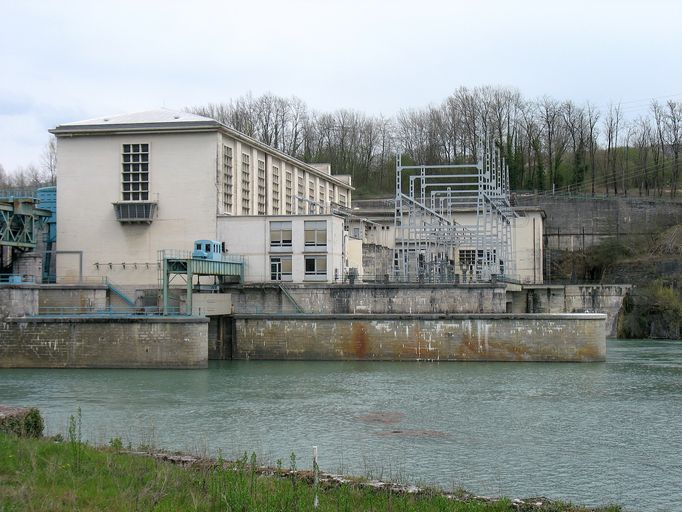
<box><xmin>1</xmin><ymin>339</ymin><xmax>681</xmax><ymax>511</ymax></box>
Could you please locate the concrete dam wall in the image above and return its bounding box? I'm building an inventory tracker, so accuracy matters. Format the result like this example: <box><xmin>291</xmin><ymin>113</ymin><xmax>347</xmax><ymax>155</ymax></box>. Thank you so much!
<box><xmin>233</xmin><ymin>313</ymin><xmax>606</xmax><ymax>362</ymax></box>
<box><xmin>0</xmin><ymin>316</ymin><xmax>208</xmax><ymax>369</ymax></box>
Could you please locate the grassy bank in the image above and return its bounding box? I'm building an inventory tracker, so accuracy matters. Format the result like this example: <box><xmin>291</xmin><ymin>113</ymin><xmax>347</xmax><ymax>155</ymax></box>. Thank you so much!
<box><xmin>0</xmin><ymin>433</ymin><xmax>620</xmax><ymax>512</ymax></box>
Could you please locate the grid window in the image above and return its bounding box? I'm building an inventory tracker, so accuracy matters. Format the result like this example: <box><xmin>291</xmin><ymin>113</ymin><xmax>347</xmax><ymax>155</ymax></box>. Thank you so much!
<box><xmin>257</xmin><ymin>159</ymin><xmax>266</xmax><ymax>215</ymax></box>
<box><xmin>270</xmin><ymin>255</ymin><xmax>292</xmax><ymax>281</ymax></box>
<box><xmin>272</xmin><ymin>165</ymin><xmax>280</xmax><ymax>214</ymax></box>
<box><xmin>297</xmin><ymin>171</ymin><xmax>305</xmax><ymax>213</ymax></box>
<box><xmin>122</xmin><ymin>143</ymin><xmax>149</xmax><ymax>201</ymax></box>
<box><xmin>270</xmin><ymin>221</ymin><xmax>292</xmax><ymax>247</ymax></box>
<box><xmin>223</xmin><ymin>146</ymin><xmax>233</xmax><ymax>212</ymax></box>
<box><xmin>339</xmin><ymin>193</ymin><xmax>347</xmax><ymax>207</ymax></box>
<box><xmin>285</xmin><ymin>170</ymin><xmax>293</xmax><ymax>214</ymax></box>
<box><xmin>241</xmin><ymin>153</ymin><xmax>250</xmax><ymax>214</ymax></box>
<box><xmin>305</xmin><ymin>255</ymin><xmax>327</xmax><ymax>276</ymax></box>
<box><xmin>459</xmin><ymin>249</ymin><xmax>476</xmax><ymax>269</ymax></box>
<box><xmin>305</xmin><ymin>220</ymin><xmax>327</xmax><ymax>247</ymax></box>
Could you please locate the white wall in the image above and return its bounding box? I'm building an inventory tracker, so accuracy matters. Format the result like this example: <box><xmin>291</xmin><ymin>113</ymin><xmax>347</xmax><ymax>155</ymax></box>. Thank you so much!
<box><xmin>512</xmin><ymin>212</ymin><xmax>544</xmax><ymax>284</ymax></box>
<box><xmin>56</xmin><ymin>131</ymin><xmax>219</xmax><ymax>286</ymax></box>
<box><xmin>217</xmin><ymin>214</ymin><xmax>345</xmax><ymax>283</ymax></box>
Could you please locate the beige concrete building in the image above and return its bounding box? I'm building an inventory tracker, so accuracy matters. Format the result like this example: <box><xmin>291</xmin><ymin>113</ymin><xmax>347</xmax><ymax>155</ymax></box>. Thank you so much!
<box><xmin>217</xmin><ymin>214</ymin><xmax>346</xmax><ymax>283</ymax></box>
<box><xmin>51</xmin><ymin>109</ymin><xmax>353</xmax><ymax>286</ymax></box>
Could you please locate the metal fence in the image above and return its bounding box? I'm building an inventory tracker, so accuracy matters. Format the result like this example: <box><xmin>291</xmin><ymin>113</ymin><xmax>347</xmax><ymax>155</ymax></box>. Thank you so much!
<box><xmin>0</xmin><ymin>274</ymin><xmax>35</xmax><ymax>284</ymax></box>
<box><xmin>35</xmin><ymin>306</ymin><xmax>186</xmax><ymax>317</ymax></box>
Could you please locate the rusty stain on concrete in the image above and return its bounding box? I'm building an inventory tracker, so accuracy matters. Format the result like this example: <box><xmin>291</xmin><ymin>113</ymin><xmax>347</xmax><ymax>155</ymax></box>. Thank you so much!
<box><xmin>351</xmin><ymin>322</ymin><xmax>369</xmax><ymax>358</ymax></box>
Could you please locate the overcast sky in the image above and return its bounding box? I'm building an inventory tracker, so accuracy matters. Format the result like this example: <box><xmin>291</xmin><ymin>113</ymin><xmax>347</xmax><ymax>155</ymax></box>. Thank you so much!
<box><xmin>1</xmin><ymin>0</ymin><xmax>681</xmax><ymax>171</ymax></box>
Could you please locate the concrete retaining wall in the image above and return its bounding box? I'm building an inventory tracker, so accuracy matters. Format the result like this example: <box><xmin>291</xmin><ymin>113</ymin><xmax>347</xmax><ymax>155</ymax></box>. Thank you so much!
<box><xmin>233</xmin><ymin>313</ymin><xmax>606</xmax><ymax>362</ymax></box>
<box><xmin>516</xmin><ymin>195</ymin><xmax>682</xmax><ymax>250</ymax></box>
<box><xmin>0</xmin><ymin>286</ymin><xmax>39</xmax><ymax>318</ymax></box>
<box><xmin>0</xmin><ymin>316</ymin><xmax>208</xmax><ymax>369</ymax></box>
<box><xmin>230</xmin><ymin>284</ymin><xmax>507</xmax><ymax>314</ymax></box>
<box><xmin>516</xmin><ymin>284</ymin><xmax>629</xmax><ymax>337</ymax></box>
<box><xmin>38</xmin><ymin>285</ymin><xmax>108</xmax><ymax>310</ymax></box>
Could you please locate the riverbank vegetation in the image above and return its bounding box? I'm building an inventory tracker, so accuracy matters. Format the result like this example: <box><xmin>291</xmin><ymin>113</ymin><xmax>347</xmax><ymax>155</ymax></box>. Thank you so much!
<box><xmin>0</xmin><ymin>432</ymin><xmax>621</xmax><ymax>512</ymax></box>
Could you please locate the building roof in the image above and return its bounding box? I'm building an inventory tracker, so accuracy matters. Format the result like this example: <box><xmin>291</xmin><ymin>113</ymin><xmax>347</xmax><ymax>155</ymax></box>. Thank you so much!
<box><xmin>50</xmin><ymin>108</ymin><xmax>353</xmax><ymax>190</ymax></box>
<box><xmin>52</xmin><ymin>109</ymin><xmax>219</xmax><ymax>130</ymax></box>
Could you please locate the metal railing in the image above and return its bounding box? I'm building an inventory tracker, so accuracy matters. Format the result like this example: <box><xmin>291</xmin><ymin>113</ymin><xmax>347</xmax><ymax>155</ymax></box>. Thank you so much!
<box><xmin>338</xmin><ymin>272</ymin><xmax>523</xmax><ymax>285</ymax></box>
<box><xmin>0</xmin><ymin>187</ymin><xmax>40</xmax><ymax>200</ymax></box>
<box><xmin>159</xmin><ymin>249</ymin><xmax>245</xmax><ymax>264</ymax></box>
<box><xmin>35</xmin><ymin>306</ymin><xmax>186</xmax><ymax>317</ymax></box>
<box><xmin>0</xmin><ymin>273</ymin><xmax>35</xmax><ymax>284</ymax></box>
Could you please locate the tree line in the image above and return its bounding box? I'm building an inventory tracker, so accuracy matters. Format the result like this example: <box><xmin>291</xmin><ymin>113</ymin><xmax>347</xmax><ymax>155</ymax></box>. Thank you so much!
<box><xmin>190</xmin><ymin>88</ymin><xmax>682</xmax><ymax>199</ymax></box>
<box><xmin>0</xmin><ymin>137</ymin><xmax>56</xmax><ymax>190</ymax></box>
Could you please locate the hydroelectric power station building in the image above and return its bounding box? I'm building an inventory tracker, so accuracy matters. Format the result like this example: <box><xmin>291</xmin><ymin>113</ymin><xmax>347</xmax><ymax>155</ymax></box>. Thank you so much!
<box><xmin>0</xmin><ymin>108</ymin><xmax>620</xmax><ymax>368</ymax></box>
<box><xmin>50</xmin><ymin>109</ymin><xmax>354</xmax><ymax>289</ymax></box>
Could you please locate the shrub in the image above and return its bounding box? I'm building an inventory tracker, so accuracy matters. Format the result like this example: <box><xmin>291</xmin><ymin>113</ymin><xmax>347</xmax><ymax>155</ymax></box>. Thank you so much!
<box><xmin>0</xmin><ymin>407</ymin><xmax>44</xmax><ymax>438</ymax></box>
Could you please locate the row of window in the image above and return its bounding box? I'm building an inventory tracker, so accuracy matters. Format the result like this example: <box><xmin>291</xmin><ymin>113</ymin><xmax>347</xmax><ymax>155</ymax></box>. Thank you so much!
<box><xmin>270</xmin><ymin>220</ymin><xmax>326</xmax><ymax>248</ymax></box>
<box><xmin>270</xmin><ymin>255</ymin><xmax>327</xmax><ymax>281</ymax></box>
<box><xmin>218</xmin><ymin>145</ymin><xmax>347</xmax><ymax>214</ymax></box>
<box><xmin>119</xmin><ymin>143</ymin><xmax>349</xmax><ymax>210</ymax></box>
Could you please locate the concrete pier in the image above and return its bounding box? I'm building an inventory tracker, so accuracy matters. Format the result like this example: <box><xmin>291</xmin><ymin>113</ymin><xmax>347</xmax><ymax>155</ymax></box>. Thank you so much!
<box><xmin>233</xmin><ymin>313</ymin><xmax>607</xmax><ymax>362</ymax></box>
<box><xmin>0</xmin><ymin>316</ymin><xmax>208</xmax><ymax>369</ymax></box>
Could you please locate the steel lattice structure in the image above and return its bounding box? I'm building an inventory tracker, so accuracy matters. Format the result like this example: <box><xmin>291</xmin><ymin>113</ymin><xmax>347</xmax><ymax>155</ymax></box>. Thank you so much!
<box><xmin>0</xmin><ymin>198</ymin><xmax>51</xmax><ymax>249</ymax></box>
<box><xmin>393</xmin><ymin>145</ymin><xmax>517</xmax><ymax>283</ymax></box>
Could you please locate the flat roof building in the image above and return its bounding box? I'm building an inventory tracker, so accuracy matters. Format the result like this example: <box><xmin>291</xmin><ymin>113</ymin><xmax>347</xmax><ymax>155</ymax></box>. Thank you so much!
<box><xmin>50</xmin><ymin>109</ymin><xmax>353</xmax><ymax>287</ymax></box>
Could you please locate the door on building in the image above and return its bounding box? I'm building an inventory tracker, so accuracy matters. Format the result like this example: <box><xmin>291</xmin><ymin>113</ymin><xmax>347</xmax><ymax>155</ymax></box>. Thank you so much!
<box><xmin>270</xmin><ymin>258</ymin><xmax>282</xmax><ymax>281</ymax></box>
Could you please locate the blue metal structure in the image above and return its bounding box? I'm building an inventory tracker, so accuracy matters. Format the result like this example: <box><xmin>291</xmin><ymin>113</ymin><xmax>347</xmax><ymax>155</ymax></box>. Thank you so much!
<box><xmin>36</xmin><ymin>187</ymin><xmax>57</xmax><ymax>282</ymax></box>
<box><xmin>192</xmin><ymin>239</ymin><xmax>224</xmax><ymax>261</ymax></box>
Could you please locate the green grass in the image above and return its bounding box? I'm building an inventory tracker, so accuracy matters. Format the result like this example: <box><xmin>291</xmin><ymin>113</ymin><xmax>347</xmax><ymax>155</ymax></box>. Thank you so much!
<box><xmin>0</xmin><ymin>433</ymin><xmax>620</xmax><ymax>512</ymax></box>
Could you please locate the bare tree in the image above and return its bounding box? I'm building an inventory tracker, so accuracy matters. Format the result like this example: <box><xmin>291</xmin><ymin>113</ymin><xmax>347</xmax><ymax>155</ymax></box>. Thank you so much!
<box><xmin>603</xmin><ymin>103</ymin><xmax>622</xmax><ymax>195</ymax></box>
<box><xmin>585</xmin><ymin>103</ymin><xmax>600</xmax><ymax>195</ymax></box>
<box><xmin>0</xmin><ymin>163</ymin><xmax>9</xmax><ymax>188</ymax></box>
<box><xmin>41</xmin><ymin>136</ymin><xmax>57</xmax><ymax>185</ymax></box>
<box><xmin>666</xmin><ymin>100</ymin><xmax>681</xmax><ymax>198</ymax></box>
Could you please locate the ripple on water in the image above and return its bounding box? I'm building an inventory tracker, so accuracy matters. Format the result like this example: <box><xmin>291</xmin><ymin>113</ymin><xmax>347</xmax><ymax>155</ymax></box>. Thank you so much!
<box><xmin>0</xmin><ymin>340</ymin><xmax>681</xmax><ymax>511</ymax></box>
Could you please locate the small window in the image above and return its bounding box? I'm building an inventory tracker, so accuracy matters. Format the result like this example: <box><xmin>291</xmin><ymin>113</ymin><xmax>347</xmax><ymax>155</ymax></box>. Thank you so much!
<box><xmin>196</xmin><ymin>243</ymin><xmax>201</xmax><ymax>250</ymax></box>
<box><xmin>304</xmin><ymin>220</ymin><xmax>327</xmax><ymax>247</ymax></box>
<box><xmin>205</xmin><ymin>243</ymin><xmax>211</xmax><ymax>252</ymax></box>
<box><xmin>270</xmin><ymin>221</ymin><xmax>292</xmax><ymax>247</ymax></box>
<box><xmin>305</xmin><ymin>255</ymin><xmax>327</xmax><ymax>276</ymax></box>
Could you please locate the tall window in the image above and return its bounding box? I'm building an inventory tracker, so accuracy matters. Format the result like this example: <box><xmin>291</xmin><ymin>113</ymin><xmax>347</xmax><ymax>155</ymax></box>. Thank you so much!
<box><xmin>223</xmin><ymin>146</ymin><xmax>233</xmax><ymax>212</ymax></box>
<box><xmin>122</xmin><ymin>144</ymin><xmax>149</xmax><ymax>201</ymax></box>
<box><xmin>339</xmin><ymin>193</ymin><xmax>347</xmax><ymax>207</ymax></box>
<box><xmin>241</xmin><ymin>153</ymin><xmax>250</xmax><ymax>214</ymax></box>
<box><xmin>305</xmin><ymin>255</ymin><xmax>327</xmax><ymax>277</ymax></box>
<box><xmin>270</xmin><ymin>255</ymin><xmax>292</xmax><ymax>281</ymax></box>
<box><xmin>305</xmin><ymin>220</ymin><xmax>327</xmax><ymax>248</ymax></box>
<box><xmin>257</xmin><ymin>159</ymin><xmax>266</xmax><ymax>215</ymax></box>
<box><xmin>285</xmin><ymin>170</ymin><xmax>293</xmax><ymax>214</ymax></box>
<box><xmin>270</xmin><ymin>221</ymin><xmax>292</xmax><ymax>247</ymax></box>
<box><xmin>272</xmin><ymin>165</ymin><xmax>280</xmax><ymax>214</ymax></box>
<box><xmin>319</xmin><ymin>184</ymin><xmax>325</xmax><ymax>207</ymax></box>
<box><xmin>297</xmin><ymin>171</ymin><xmax>305</xmax><ymax>214</ymax></box>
